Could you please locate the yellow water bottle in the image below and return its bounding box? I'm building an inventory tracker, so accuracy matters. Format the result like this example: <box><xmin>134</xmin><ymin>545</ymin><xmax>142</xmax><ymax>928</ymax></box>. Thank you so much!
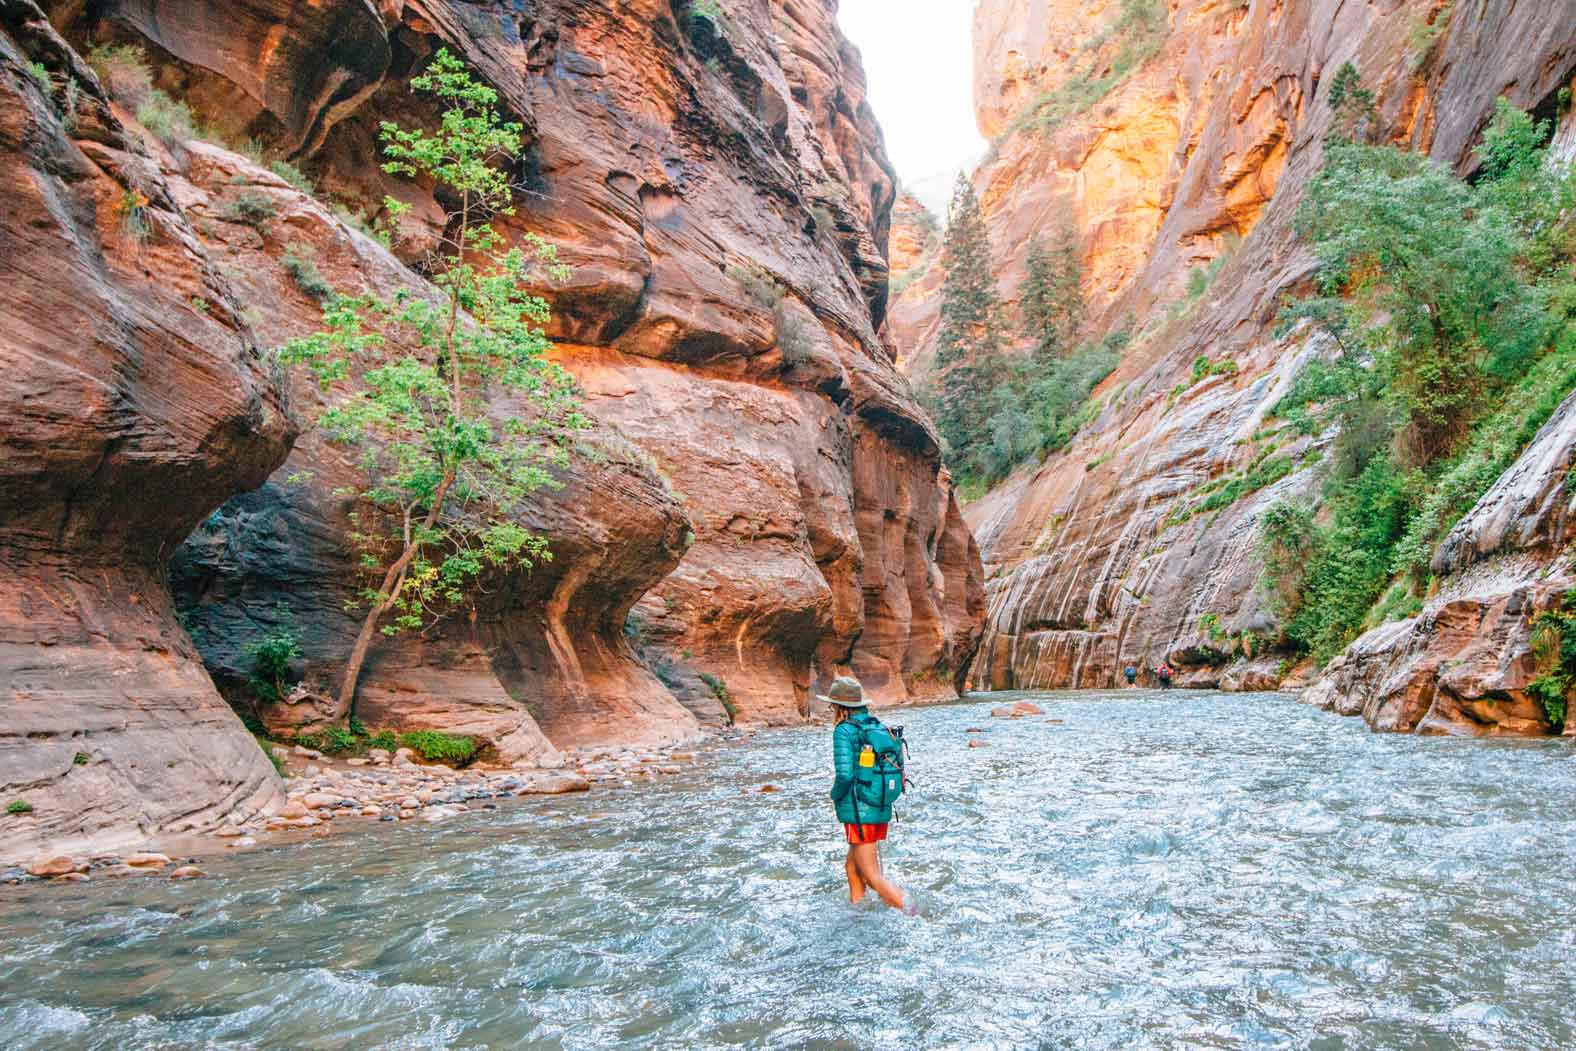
<box><xmin>859</xmin><ymin>745</ymin><xmax>875</xmax><ymax>768</ymax></box>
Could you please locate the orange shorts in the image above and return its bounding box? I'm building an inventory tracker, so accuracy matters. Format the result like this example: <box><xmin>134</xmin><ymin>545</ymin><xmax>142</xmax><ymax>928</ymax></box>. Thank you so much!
<box><xmin>844</xmin><ymin>822</ymin><xmax>888</xmax><ymax>845</ymax></box>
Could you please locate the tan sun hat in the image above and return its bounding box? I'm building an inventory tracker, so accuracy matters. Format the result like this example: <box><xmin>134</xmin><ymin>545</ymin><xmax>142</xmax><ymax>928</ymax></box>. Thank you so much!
<box><xmin>816</xmin><ymin>676</ymin><xmax>867</xmax><ymax>708</ymax></box>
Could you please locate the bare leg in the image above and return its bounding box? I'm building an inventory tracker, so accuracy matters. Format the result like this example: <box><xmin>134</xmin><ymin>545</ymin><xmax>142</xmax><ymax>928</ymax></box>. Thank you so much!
<box><xmin>851</xmin><ymin>842</ymin><xmax>907</xmax><ymax>910</ymax></box>
<box><xmin>844</xmin><ymin>846</ymin><xmax>867</xmax><ymax>904</ymax></box>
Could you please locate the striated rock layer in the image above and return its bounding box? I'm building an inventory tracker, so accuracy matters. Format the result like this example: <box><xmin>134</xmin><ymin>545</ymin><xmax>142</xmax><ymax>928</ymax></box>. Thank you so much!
<box><xmin>909</xmin><ymin>0</ymin><xmax>1576</xmax><ymax>730</ymax></box>
<box><xmin>18</xmin><ymin>0</ymin><xmax>983</xmax><ymax>786</ymax></box>
<box><xmin>0</xmin><ymin>3</ymin><xmax>292</xmax><ymax>863</ymax></box>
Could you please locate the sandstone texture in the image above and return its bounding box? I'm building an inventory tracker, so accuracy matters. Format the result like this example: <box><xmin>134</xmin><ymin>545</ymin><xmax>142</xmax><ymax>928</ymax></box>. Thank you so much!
<box><xmin>898</xmin><ymin>0</ymin><xmax>1576</xmax><ymax>729</ymax></box>
<box><xmin>0</xmin><ymin>2</ymin><xmax>290</xmax><ymax>865</ymax></box>
<box><xmin>886</xmin><ymin>192</ymin><xmax>943</xmax><ymax>377</ymax></box>
<box><xmin>1</xmin><ymin>0</ymin><xmax>983</xmax><ymax>864</ymax></box>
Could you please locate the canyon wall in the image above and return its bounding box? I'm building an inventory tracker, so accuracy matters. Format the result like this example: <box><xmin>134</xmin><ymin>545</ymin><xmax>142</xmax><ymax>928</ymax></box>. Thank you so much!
<box><xmin>889</xmin><ymin>0</ymin><xmax>1576</xmax><ymax>733</ymax></box>
<box><xmin>0</xmin><ymin>0</ymin><xmax>984</xmax><ymax>862</ymax></box>
<box><xmin>0</xmin><ymin>3</ymin><xmax>292</xmax><ymax>862</ymax></box>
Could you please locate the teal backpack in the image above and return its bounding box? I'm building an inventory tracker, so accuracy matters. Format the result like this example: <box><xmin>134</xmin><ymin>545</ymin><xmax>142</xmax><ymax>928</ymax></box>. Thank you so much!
<box><xmin>851</xmin><ymin>715</ymin><xmax>909</xmax><ymax>815</ymax></box>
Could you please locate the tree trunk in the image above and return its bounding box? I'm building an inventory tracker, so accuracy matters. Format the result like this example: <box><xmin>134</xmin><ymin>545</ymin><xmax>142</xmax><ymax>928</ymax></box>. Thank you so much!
<box><xmin>333</xmin><ymin>470</ymin><xmax>455</xmax><ymax>723</ymax></box>
<box><xmin>335</xmin><ymin>604</ymin><xmax>386</xmax><ymax>724</ymax></box>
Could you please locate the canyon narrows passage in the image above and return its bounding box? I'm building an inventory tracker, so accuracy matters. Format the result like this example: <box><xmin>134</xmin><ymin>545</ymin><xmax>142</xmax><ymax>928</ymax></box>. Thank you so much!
<box><xmin>2</xmin><ymin>1</ymin><xmax>1576</xmax><ymax>1047</ymax></box>
<box><xmin>3</xmin><ymin>692</ymin><xmax>1574</xmax><ymax>1049</ymax></box>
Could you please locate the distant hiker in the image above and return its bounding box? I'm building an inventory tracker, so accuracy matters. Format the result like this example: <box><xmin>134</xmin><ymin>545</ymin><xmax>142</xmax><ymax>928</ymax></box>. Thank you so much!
<box><xmin>824</xmin><ymin>676</ymin><xmax>913</xmax><ymax>913</ymax></box>
<box><xmin>1156</xmin><ymin>663</ymin><xmax>1174</xmax><ymax>690</ymax></box>
<box><xmin>1123</xmin><ymin>664</ymin><xmax>1138</xmax><ymax>686</ymax></box>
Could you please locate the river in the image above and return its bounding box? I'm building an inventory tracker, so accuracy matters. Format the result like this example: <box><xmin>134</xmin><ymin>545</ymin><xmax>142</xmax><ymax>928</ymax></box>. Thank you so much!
<box><xmin>2</xmin><ymin>690</ymin><xmax>1573</xmax><ymax>1049</ymax></box>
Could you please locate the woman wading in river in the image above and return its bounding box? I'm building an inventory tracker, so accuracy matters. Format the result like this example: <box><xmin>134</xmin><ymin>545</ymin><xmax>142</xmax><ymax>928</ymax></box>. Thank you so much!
<box><xmin>824</xmin><ymin>677</ymin><xmax>913</xmax><ymax>912</ymax></box>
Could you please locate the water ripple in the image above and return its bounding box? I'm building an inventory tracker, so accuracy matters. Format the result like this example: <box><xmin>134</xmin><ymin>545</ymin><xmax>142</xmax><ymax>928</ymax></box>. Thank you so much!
<box><xmin>2</xmin><ymin>691</ymin><xmax>1574</xmax><ymax>1049</ymax></box>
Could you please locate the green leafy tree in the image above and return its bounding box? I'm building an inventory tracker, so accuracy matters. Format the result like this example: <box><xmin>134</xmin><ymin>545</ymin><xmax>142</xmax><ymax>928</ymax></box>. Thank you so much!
<box><xmin>1326</xmin><ymin>62</ymin><xmax>1377</xmax><ymax>144</ymax></box>
<box><xmin>1295</xmin><ymin>140</ymin><xmax>1543</xmax><ymax>466</ymax></box>
<box><xmin>1019</xmin><ymin>223</ymin><xmax>1083</xmax><ymax>359</ymax></box>
<box><xmin>934</xmin><ymin>173</ymin><xmax>1006</xmax><ymax>471</ymax></box>
<box><xmin>280</xmin><ymin>50</ymin><xmax>588</xmax><ymax>721</ymax></box>
<box><xmin>1475</xmin><ymin>98</ymin><xmax>1576</xmax><ymax>278</ymax></box>
<box><xmin>1264</xmin><ymin>98</ymin><xmax>1576</xmax><ymax>662</ymax></box>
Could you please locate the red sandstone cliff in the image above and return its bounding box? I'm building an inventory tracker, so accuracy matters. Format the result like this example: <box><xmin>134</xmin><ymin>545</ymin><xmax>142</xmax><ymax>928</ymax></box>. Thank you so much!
<box><xmin>889</xmin><ymin>0</ymin><xmax>1576</xmax><ymax>734</ymax></box>
<box><xmin>0</xmin><ymin>0</ymin><xmax>984</xmax><ymax>863</ymax></box>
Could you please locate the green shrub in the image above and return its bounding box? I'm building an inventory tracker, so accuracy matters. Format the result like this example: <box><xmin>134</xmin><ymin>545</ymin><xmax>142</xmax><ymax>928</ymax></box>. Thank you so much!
<box><xmin>775</xmin><ymin>304</ymin><xmax>815</xmax><ymax>367</ymax></box>
<box><xmin>400</xmin><ymin>730</ymin><xmax>478</xmax><ymax>764</ymax></box>
<box><xmin>6</xmin><ymin>799</ymin><xmax>33</xmax><ymax>815</ymax></box>
<box><xmin>368</xmin><ymin>730</ymin><xmax>398</xmax><ymax>751</ymax></box>
<box><xmin>281</xmin><ymin>246</ymin><xmax>333</xmax><ymax>299</ymax></box>
<box><xmin>1190</xmin><ymin>355</ymin><xmax>1238</xmax><ymax>383</ymax></box>
<box><xmin>72</xmin><ymin>752</ymin><xmax>90</xmax><ymax>766</ymax></box>
<box><xmin>689</xmin><ymin>0</ymin><xmax>724</xmax><ymax>26</ymax></box>
<box><xmin>1525</xmin><ymin>603</ymin><xmax>1576</xmax><ymax>730</ymax></box>
<box><xmin>247</xmin><ymin>623</ymin><xmax>301</xmax><ymax>704</ymax></box>
<box><xmin>808</xmin><ymin>204</ymin><xmax>836</xmax><ymax>238</ymax></box>
<box><xmin>624</xmin><ymin>611</ymin><xmax>648</xmax><ymax>647</ymax></box>
<box><xmin>727</xmin><ymin>262</ymin><xmax>783</xmax><ymax>308</ymax></box>
<box><xmin>320</xmin><ymin>725</ymin><xmax>360</xmax><ymax>754</ymax></box>
<box><xmin>135</xmin><ymin>89</ymin><xmax>194</xmax><ymax>145</ymax></box>
<box><xmin>116</xmin><ymin>186</ymin><xmax>151</xmax><ymax>245</ymax></box>
<box><xmin>269</xmin><ymin>160</ymin><xmax>315</xmax><ymax>195</ymax></box>
<box><xmin>699</xmin><ymin>672</ymin><xmax>738</xmax><ymax>724</ymax></box>
<box><xmin>228</xmin><ymin>191</ymin><xmax>277</xmax><ymax>229</ymax></box>
<box><xmin>27</xmin><ymin>61</ymin><xmax>50</xmax><ymax>94</ymax></box>
<box><xmin>1528</xmin><ymin>675</ymin><xmax>1566</xmax><ymax>729</ymax></box>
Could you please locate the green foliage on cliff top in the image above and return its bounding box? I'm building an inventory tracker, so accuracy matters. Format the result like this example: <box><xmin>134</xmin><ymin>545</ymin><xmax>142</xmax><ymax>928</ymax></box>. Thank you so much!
<box><xmin>997</xmin><ymin>0</ymin><xmax>1167</xmax><ymax>143</ymax></box>
<box><xmin>1260</xmin><ymin>86</ymin><xmax>1576</xmax><ymax>663</ymax></box>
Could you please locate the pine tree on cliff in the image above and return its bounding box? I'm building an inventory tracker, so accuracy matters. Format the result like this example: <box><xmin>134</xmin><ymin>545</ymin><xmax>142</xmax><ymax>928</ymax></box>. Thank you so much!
<box><xmin>1326</xmin><ymin>62</ymin><xmax>1377</xmax><ymax>144</ymax></box>
<box><xmin>1019</xmin><ymin>224</ymin><xmax>1083</xmax><ymax>359</ymax></box>
<box><xmin>935</xmin><ymin>172</ymin><xmax>1005</xmax><ymax>470</ymax></box>
<box><xmin>280</xmin><ymin>50</ymin><xmax>589</xmax><ymax>722</ymax></box>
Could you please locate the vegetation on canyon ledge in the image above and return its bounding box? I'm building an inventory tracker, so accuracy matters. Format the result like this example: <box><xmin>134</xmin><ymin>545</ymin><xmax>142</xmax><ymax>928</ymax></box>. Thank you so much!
<box><xmin>995</xmin><ymin>0</ymin><xmax>1169</xmax><ymax>147</ymax></box>
<box><xmin>1259</xmin><ymin>72</ymin><xmax>1576</xmax><ymax>665</ymax></box>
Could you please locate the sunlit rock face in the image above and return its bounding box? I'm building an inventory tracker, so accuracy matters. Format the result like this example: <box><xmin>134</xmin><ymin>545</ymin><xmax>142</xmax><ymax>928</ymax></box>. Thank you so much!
<box><xmin>0</xmin><ymin>4</ymin><xmax>292</xmax><ymax>863</ymax></box>
<box><xmin>904</xmin><ymin>0</ymin><xmax>1576</xmax><ymax>724</ymax></box>
<box><xmin>886</xmin><ymin>193</ymin><xmax>943</xmax><ymax>378</ymax></box>
<box><xmin>22</xmin><ymin>0</ymin><xmax>982</xmax><ymax>763</ymax></box>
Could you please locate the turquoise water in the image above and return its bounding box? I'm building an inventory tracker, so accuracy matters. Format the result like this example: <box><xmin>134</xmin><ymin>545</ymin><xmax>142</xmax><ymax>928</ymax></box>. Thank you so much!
<box><xmin>2</xmin><ymin>690</ymin><xmax>1574</xmax><ymax>1049</ymax></box>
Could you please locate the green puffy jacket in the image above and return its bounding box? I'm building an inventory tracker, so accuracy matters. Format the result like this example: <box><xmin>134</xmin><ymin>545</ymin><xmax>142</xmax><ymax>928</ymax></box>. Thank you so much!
<box><xmin>830</xmin><ymin>712</ymin><xmax>894</xmax><ymax>825</ymax></box>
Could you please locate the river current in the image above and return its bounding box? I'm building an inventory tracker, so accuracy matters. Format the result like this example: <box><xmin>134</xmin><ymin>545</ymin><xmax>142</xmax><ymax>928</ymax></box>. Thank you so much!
<box><xmin>2</xmin><ymin>690</ymin><xmax>1573</xmax><ymax>1049</ymax></box>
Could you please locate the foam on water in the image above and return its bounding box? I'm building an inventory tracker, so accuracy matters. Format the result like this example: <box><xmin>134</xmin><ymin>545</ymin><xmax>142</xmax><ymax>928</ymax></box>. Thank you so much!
<box><xmin>1</xmin><ymin>690</ymin><xmax>1574</xmax><ymax>1049</ymax></box>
